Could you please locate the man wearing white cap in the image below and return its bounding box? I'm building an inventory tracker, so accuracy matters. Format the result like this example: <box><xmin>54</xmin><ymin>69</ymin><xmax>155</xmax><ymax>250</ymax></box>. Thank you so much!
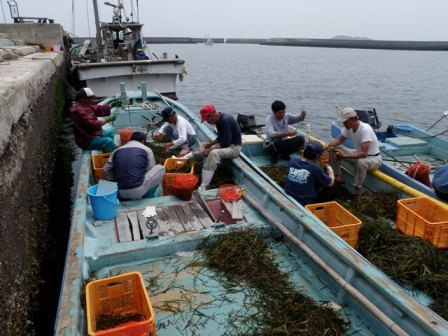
<box><xmin>71</xmin><ymin>87</ymin><xmax>117</xmax><ymax>153</ymax></box>
<box><xmin>324</xmin><ymin>107</ymin><xmax>382</xmax><ymax>195</ymax></box>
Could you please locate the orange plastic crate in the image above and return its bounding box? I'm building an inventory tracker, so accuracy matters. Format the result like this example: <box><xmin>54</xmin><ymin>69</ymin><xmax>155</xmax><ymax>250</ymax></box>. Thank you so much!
<box><xmin>162</xmin><ymin>158</ymin><xmax>195</xmax><ymax>195</ymax></box>
<box><xmin>305</xmin><ymin>201</ymin><xmax>362</xmax><ymax>248</ymax></box>
<box><xmin>86</xmin><ymin>272</ymin><xmax>156</xmax><ymax>336</ymax></box>
<box><xmin>396</xmin><ymin>197</ymin><xmax>448</xmax><ymax>249</ymax></box>
<box><xmin>92</xmin><ymin>153</ymin><xmax>112</xmax><ymax>183</ymax></box>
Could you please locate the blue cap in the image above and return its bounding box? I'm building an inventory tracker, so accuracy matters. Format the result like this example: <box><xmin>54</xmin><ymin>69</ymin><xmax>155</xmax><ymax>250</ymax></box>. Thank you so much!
<box><xmin>303</xmin><ymin>140</ymin><xmax>324</xmax><ymax>159</ymax></box>
<box><xmin>161</xmin><ymin>106</ymin><xmax>175</xmax><ymax>121</ymax></box>
<box><xmin>433</xmin><ymin>164</ymin><xmax>448</xmax><ymax>194</ymax></box>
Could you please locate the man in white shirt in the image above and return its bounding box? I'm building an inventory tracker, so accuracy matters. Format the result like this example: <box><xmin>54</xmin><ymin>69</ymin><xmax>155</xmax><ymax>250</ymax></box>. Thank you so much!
<box><xmin>153</xmin><ymin>106</ymin><xmax>197</xmax><ymax>150</ymax></box>
<box><xmin>325</xmin><ymin>107</ymin><xmax>382</xmax><ymax>195</ymax></box>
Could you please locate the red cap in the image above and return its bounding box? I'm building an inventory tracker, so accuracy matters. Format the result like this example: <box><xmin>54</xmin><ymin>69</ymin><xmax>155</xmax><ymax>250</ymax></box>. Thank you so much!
<box><xmin>200</xmin><ymin>105</ymin><xmax>216</xmax><ymax>123</ymax></box>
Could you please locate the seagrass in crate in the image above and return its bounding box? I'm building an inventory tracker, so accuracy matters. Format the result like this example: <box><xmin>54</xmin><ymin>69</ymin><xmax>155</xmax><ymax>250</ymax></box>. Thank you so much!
<box><xmin>86</xmin><ymin>272</ymin><xmax>156</xmax><ymax>336</ymax></box>
<box><xmin>305</xmin><ymin>201</ymin><xmax>362</xmax><ymax>248</ymax></box>
<box><xmin>92</xmin><ymin>153</ymin><xmax>112</xmax><ymax>183</ymax></box>
<box><xmin>163</xmin><ymin>158</ymin><xmax>195</xmax><ymax>195</ymax></box>
<box><xmin>396</xmin><ymin>197</ymin><xmax>448</xmax><ymax>249</ymax></box>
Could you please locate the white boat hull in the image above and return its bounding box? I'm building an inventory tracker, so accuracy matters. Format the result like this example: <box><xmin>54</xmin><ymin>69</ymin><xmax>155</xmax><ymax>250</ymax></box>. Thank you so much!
<box><xmin>76</xmin><ymin>60</ymin><xmax>185</xmax><ymax>98</ymax></box>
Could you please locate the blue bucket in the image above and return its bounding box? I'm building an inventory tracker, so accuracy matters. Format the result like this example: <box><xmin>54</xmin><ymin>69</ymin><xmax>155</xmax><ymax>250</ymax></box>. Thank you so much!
<box><xmin>87</xmin><ymin>184</ymin><xmax>120</xmax><ymax>220</ymax></box>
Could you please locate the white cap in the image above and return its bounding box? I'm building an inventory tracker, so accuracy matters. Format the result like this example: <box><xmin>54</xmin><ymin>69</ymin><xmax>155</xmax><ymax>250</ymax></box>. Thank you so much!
<box><xmin>337</xmin><ymin>107</ymin><xmax>357</xmax><ymax>123</ymax></box>
<box><xmin>83</xmin><ymin>87</ymin><xmax>96</xmax><ymax>97</ymax></box>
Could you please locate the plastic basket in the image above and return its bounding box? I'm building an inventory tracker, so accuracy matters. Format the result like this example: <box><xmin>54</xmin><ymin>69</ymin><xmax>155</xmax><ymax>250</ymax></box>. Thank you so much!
<box><xmin>92</xmin><ymin>153</ymin><xmax>112</xmax><ymax>183</ymax></box>
<box><xmin>219</xmin><ymin>184</ymin><xmax>242</xmax><ymax>203</ymax></box>
<box><xmin>171</xmin><ymin>174</ymin><xmax>199</xmax><ymax>201</ymax></box>
<box><xmin>86</xmin><ymin>272</ymin><xmax>156</xmax><ymax>336</ymax></box>
<box><xmin>305</xmin><ymin>201</ymin><xmax>362</xmax><ymax>248</ymax></box>
<box><xmin>396</xmin><ymin>197</ymin><xmax>448</xmax><ymax>249</ymax></box>
<box><xmin>163</xmin><ymin>158</ymin><xmax>195</xmax><ymax>195</ymax></box>
<box><xmin>119</xmin><ymin>128</ymin><xmax>134</xmax><ymax>146</ymax></box>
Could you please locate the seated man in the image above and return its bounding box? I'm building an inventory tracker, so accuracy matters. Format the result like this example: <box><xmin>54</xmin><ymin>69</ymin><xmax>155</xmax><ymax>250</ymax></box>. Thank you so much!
<box><xmin>71</xmin><ymin>87</ymin><xmax>117</xmax><ymax>153</ymax></box>
<box><xmin>433</xmin><ymin>164</ymin><xmax>448</xmax><ymax>201</ymax></box>
<box><xmin>285</xmin><ymin>141</ymin><xmax>335</xmax><ymax>206</ymax></box>
<box><xmin>264</xmin><ymin>100</ymin><xmax>306</xmax><ymax>164</ymax></box>
<box><xmin>197</xmin><ymin>104</ymin><xmax>242</xmax><ymax>190</ymax></box>
<box><xmin>325</xmin><ymin>107</ymin><xmax>382</xmax><ymax>195</ymax></box>
<box><xmin>153</xmin><ymin>106</ymin><xmax>197</xmax><ymax>150</ymax></box>
<box><xmin>104</xmin><ymin>131</ymin><xmax>165</xmax><ymax>199</ymax></box>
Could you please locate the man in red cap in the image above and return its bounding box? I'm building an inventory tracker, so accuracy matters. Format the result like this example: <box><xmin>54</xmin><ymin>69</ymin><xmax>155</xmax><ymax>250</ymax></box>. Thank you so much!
<box><xmin>197</xmin><ymin>105</ymin><xmax>242</xmax><ymax>190</ymax></box>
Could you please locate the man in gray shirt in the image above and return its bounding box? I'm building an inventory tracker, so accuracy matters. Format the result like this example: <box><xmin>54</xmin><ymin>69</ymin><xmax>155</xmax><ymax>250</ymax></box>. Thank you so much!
<box><xmin>265</xmin><ymin>100</ymin><xmax>306</xmax><ymax>164</ymax></box>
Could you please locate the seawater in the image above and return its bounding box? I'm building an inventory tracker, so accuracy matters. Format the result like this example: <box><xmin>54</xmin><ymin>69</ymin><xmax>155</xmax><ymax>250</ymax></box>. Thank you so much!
<box><xmin>150</xmin><ymin>43</ymin><xmax>448</xmax><ymax>141</ymax></box>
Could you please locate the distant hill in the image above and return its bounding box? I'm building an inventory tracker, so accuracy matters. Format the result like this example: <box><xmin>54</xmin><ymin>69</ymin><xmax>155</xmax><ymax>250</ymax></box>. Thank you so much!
<box><xmin>331</xmin><ymin>35</ymin><xmax>373</xmax><ymax>40</ymax></box>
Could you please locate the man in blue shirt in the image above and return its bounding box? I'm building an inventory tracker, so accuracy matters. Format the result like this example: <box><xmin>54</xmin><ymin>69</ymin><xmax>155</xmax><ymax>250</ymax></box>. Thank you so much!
<box><xmin>197</xmin><ymin>105</ymin><xmax>242</xmax><ymax>190</ymax></box>
<box><xmin>104</xmin><ymin>131</ymin><xmax>165</xmax><ymax>199</ymax></box>
<box><xmin>285</xmin><ymin>141</ymin><xmax>335</xmax><ymax>206</ymax></box>
<box><xmin>265</xmin><ymin>100</ymin><xmax>306</xmax><ymax>164</ymax></box>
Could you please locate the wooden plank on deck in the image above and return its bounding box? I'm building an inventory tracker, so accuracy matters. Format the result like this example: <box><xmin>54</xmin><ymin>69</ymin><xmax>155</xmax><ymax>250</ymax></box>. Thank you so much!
<box><xmin>127</xmin><ymin>211</ymin><xmax>141</xmax><ymax>241</ymax></box>
<box><xmin>189</xmin><ymin>202</ymin><xmax>214</xmax><ymax>228</ymax></box>
<box><xmin>173</xmin><ymin>204</ymin><xmax>195</xmax><ymax>232</ymax></box>
<box><xmin>153</xmin><ymin>206</ymin><xmax>175</xmax><ymax>235</ymax></box>
<box><xmin>115</xmin><ymin>212</ymin><xmax>132</xmax><ymax>242</ymax></box>
<box><xmin>181</xmin><ymin>202</ymin><xmax>206</xmax><ymax>230</ymax></box>
<box><xmin>162</xmin><ymin>205</ymin><xmax>185</xmax><ymax>234</ymax></box>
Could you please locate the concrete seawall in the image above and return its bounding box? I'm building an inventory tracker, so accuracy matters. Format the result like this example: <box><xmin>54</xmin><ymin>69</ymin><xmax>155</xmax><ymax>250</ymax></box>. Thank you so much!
<box><xmin>0</xmin><ymin>24</ymin><xmax>67</xmax><ymax>334</ymax></box>
<box><xmin>72</xmin><ymin>36</ymin><xmax>448</xmax><ymax>50</ymax></box>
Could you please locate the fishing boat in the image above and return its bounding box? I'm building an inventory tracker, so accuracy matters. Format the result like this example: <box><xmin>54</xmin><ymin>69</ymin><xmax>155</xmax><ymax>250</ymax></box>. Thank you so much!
<box><xmin>70</xmin><ymin>0</ymin><xmax>186</xmax><ymax>99</ymax></box>
<box><xmin>329</xmin><ymin>107</ymin><xmax>448</xmax><ymax>200</ymax></box>
<box><xmin>203</xmin><ymin>37</ymin><xmax>214</xmax><ymax>46</ymax></box>
<box><xmin>54</xmin><ymin>84</ymin><xmax>448</xmax><ymax>335</ymax></box>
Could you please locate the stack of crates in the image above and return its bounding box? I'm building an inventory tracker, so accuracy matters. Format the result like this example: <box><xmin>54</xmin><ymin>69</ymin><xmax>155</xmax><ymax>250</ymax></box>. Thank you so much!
<box><xmin>396</xmin><ymin>197</ymin><xmax>448</xmax><ymax>249</ymax></box>
<box><xmin>163</xmin><ymin>158</ymin><xmax>195</xmax><ymax>196</ymax></box>
<box><xmin>86</xmin><ymin>272</ymin><xmax>156</xmax><ymax>336</ymax></box>
<box><xmin>92</xmin><ymin>153</ymin><xmax>112</xmax><ymax>183</ymax></box>
<box><xmin>305</xmin><ymin>201</ymin><xmax>362</xmax><ymax>248</ymax></box>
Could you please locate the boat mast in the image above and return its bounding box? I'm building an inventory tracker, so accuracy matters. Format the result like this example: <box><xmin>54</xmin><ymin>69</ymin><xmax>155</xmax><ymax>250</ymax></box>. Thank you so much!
<box><xmin>92</xmin><ymin>0</ymin><xmax>103</xmax><ymax>60</ymax></box>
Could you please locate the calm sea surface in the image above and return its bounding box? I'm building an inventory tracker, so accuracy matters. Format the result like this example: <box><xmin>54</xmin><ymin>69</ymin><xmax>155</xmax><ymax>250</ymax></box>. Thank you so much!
<box><xmin>150</xmin><ymin>43</ymin><xmax>448</xmax><ymax>141</ymax></box>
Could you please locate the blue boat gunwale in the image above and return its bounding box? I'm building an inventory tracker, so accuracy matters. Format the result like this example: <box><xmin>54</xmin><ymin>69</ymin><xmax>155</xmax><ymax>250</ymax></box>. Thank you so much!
<box><xmin>54</xmin><ymin>91</ymin><xmax>448</xmax><ymax>336</ymax></box>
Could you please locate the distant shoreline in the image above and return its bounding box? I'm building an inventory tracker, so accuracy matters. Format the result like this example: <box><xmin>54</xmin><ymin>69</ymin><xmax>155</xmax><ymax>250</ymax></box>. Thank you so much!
<box><xmin>72</xmin><ymin>37</ymin><xmax>448</xmax><ymax>51</ymax></box>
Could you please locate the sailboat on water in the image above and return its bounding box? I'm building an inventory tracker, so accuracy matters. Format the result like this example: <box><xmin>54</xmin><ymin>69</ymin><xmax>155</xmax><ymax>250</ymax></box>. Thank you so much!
<box><xmin>71</xmin><ymin>0</ymin><xmax>186</xmax><ymax>99</ymax></box>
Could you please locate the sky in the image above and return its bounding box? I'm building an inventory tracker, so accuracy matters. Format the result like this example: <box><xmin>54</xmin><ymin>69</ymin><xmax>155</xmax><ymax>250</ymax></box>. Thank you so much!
<box><xmin>1</xmin><ymin>0</ymin><xmax>448</xmax><ymax>41</ymax></box>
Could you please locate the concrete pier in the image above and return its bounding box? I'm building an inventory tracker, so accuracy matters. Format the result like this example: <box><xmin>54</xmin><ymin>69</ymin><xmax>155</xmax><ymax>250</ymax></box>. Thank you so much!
<box><xmin>0</xmin><ymin>23</ymin><xmax>67</xmax><ymax>335</ymax></box>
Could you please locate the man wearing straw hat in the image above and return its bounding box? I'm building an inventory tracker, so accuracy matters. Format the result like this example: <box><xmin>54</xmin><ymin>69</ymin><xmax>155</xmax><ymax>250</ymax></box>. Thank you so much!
<box><xmin>197</xmin><ymin>105</ymin><xmax>242</xmax><ymax>191</ymax></box>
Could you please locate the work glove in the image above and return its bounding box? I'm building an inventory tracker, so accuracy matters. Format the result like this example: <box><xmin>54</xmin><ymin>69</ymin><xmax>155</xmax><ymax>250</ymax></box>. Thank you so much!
<box><xmin>106</xmin><ymin>115</ymin><xmax>117</xmax><ymax>122</ymax></box>
<box><xmin>111</xmin><ymin>100</ymin><xmax>123</xmax><ymax>108</ymax></box>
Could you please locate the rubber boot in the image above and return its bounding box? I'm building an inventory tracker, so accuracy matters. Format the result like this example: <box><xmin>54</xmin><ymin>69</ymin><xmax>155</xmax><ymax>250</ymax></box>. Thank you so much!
<box><xmin>198</xmin><ymin>170</ymin><xmax>214</xmax><ymax>191</ymax></box>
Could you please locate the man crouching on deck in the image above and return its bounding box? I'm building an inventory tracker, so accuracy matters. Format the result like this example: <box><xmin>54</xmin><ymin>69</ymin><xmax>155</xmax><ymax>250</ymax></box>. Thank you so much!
<box><xmin>324</xmin><ymin>107</ymin><xmax>382</xmax><ymax>195</ymax></box>
<box><xmin>196</xmin><ymin>105</ymin><xmax>242</xmax><ymax>191</ymax></box>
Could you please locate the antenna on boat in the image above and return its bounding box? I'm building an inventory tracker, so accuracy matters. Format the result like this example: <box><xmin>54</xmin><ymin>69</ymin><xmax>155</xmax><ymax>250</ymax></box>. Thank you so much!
<box><xmin>92</xmin><ymin>0</ymin><xmax>103</xmax><ymax>60</ymax></box>
<box><xmin>426</xmin><ymin>111</ymin><xmax>448</xmax><ymax>132</ymax></box>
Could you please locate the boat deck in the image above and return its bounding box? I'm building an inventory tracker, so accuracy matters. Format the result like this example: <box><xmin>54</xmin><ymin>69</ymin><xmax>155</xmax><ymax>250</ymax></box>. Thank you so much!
<box><xmin>114</xmin><ymin>201</ymin><xmax>214</xmax><ymax>242</ymax></box>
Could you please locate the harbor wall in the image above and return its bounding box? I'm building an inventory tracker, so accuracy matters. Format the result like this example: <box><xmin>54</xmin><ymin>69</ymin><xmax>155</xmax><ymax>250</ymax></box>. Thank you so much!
<box><xmin>0</xmin><ymin>41</ymin><xmax>66</xmax><ymax>334</ymax></box>
<box><xmin>72</xmin><ymin>36</ymin><xmax>448</xmax><ymax>50</ymax></box>
<box><xmin>0</xmin><ymin>23</ymin><xmax>65</xmax><ymax>47</ymax></box>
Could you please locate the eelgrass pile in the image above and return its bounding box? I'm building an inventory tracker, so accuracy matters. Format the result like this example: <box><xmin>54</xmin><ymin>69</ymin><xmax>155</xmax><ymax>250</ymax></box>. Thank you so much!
<box><xmin>200</xmin><ymin>230</ymin><xmax>347</xmax><ymax>335</ymax></box>
<box><xmin>357</xmin><ymin>218</ymin><xmax>448</xmax><ymax>320</ymax></box>
<box><xmin>337</xmin><ymin>192</ymin><xmax>448</xmax><ymax>320</ymax></box>
<box><xmin>260</xmin><ymin>165</ymin><xmax>287</xmax><ymax>186</ymax></box>
<box><xmin>96</xmin><ymin>313</ymin><xmax>145</xmax><ymax>331</ymax></box>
